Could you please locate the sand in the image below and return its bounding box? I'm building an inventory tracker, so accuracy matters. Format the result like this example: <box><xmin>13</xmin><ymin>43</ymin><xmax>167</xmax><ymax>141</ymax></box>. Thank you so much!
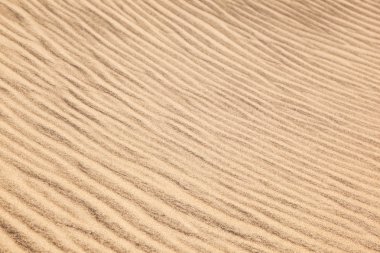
<box><xmin>0</xmin><ymin>0</ymin><xmax>380</xmax><ymax>252</ymax></box>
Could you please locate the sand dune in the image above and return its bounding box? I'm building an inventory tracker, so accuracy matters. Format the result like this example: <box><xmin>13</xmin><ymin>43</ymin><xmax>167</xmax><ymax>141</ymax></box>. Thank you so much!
<box><xmin>0</xmin><ymin>0</ymin><xmax>380</xmax><ymax>252</ymax></box>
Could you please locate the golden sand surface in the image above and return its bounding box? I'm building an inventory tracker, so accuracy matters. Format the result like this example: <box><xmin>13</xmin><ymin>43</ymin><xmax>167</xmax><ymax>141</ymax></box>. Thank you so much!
<box><xmin>0</xmin><ymin>1</ymin><xmax>380</xmax><ymax>252</ymax></box>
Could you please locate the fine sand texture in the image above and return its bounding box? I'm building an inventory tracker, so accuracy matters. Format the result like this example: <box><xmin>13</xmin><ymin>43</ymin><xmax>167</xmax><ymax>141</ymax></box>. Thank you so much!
<box><xmin>1</xmin><ymin>0</ymin><xmax>380</xmax><ymax>252</ymax></box>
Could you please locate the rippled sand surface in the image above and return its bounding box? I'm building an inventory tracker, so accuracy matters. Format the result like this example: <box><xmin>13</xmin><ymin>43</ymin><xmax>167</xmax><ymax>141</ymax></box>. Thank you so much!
<box><xmin>0</xmin><ymin>1</ymin><xmax>380</xmax><ymax>252</ymax></box>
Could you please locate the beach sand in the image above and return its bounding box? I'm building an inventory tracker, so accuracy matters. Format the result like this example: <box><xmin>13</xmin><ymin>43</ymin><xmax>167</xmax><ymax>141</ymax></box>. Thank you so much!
<box><xmin>0</xmin><ymin>1</ymin><xmax>380</xmax><ymax>252</ymax></box>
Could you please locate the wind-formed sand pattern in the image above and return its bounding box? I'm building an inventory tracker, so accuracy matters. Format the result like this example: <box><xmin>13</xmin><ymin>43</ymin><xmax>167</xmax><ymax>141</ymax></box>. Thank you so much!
<box><xmin>0</xmin><ymin>0</ymin><xmax>380</xmax><ymax>252</ymax></box>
